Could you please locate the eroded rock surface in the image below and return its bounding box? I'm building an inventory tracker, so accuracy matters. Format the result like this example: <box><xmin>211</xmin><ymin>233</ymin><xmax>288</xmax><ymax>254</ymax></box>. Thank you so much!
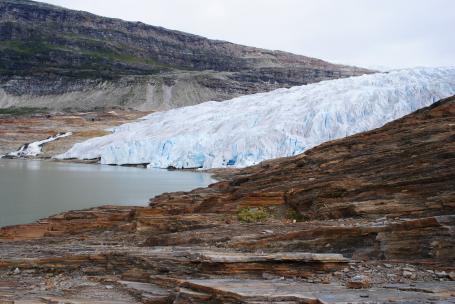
<box><xmin>0</xmin><ymin>96</ymin><xmax>454</xmax><ymax>303</ymax></box>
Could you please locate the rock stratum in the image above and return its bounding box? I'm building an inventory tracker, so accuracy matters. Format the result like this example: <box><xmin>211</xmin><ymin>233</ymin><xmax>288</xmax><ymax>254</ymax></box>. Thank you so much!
<box><xmin>0</xmin><ymin>0</ymin><xmax>371</xmax><ymax>111</ymax></box>
<box><xmin>0</xmin><ymin>96</ymin><xmax>454</xmax><ymax>303</ymax></box>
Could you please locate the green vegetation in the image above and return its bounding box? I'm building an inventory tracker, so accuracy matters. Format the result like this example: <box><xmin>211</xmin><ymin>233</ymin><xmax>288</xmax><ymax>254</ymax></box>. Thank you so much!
<box><xmin>60</xmin><ymin>34</ymin><xmax>175</xmax><ymax>68</ymax></box>
<box><xmin>83</xmin><ymin>49</ymin><xmax>162</xmax><ymax>67</ymax></box>
<box><xmin>286</xmin><ymin>208</ymin><xmax>304</xmax><ymax>222</ymax></box>
<box><xmin>0</xmin><ymin>38</ymin><xmax>173</xmax><ymax>78</ymax></box>
<box><xmin>0</xmin><ymin>107</ymin><xmax>49</xmax><ymax>116</ymax></box>
<box><xmin>237</xmin><ymin>207</ymin><xmax>270</xmax><ymax>223</ymax></box>
<box><xmin>1</xmin><ymin>36</ymin><xmax>162</xmax><ymax>66</ymax></box>
<box><xmin>0</xmin><ymin>40</ymin><xmax>70</xmax><ymax>55</ymax></box>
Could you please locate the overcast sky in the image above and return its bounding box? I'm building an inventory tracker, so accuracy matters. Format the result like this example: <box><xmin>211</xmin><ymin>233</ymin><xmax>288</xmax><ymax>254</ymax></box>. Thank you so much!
<box><xmin>42</xmin><ymin>0</ymin><xmax>454</xmax><ymax>69</ymax></box>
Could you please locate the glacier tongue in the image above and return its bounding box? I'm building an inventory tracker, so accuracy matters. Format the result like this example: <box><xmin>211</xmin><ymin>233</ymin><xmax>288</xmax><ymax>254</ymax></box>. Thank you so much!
<box><xmin>57</xmin><ymin>67</ymin><xmax>455</xmax><ymax>169</ymax></box>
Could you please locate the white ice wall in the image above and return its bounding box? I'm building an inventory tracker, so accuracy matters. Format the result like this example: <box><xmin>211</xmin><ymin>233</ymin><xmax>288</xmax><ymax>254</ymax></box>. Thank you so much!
<box><xmin>57</xmin><ymin>67</ymin><xmax>455</xmax><ymax>169</ymax></box>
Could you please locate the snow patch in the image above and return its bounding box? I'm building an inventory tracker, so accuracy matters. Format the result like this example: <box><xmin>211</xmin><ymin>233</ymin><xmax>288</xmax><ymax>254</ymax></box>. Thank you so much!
<box><xmin>57</xmin><ymin>67</ymin><xmax>455</xmax><ymax>169</ymax></box>
<box><xmin>5</xmin><ymin>132</ymin><xmax>72</xmax><ymax>158</ymax></box>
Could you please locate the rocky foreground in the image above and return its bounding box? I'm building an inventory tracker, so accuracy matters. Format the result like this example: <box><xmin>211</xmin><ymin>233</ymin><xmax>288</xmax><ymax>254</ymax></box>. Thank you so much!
<box><xmin>0</xmin><ymin>96</ymin><xmax>454</xmax><ymax>303</ymax></box>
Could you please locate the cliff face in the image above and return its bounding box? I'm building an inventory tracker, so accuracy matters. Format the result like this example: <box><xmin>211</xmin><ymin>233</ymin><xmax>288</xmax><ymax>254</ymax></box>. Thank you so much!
<box><xmin>0</xmin><ymin>97</ymin><xmax>453</xmax><ymax>303</ymax></box>
<box><xmin>0</xmin><ymin>0</ymin><xmax>372</xmax><ymax>110</ymax></box>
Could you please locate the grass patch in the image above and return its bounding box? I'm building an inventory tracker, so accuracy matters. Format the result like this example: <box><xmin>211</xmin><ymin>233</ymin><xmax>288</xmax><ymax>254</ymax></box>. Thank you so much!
<box><xmin>237</xmin><ymin>207</ymin><xmax>270</xmax><ymax>223</ymax></box>
<box><xmin>0</xmin><ymin>107</ymin><xmax>49</xmax><ymax>116</ymax></box>
<box><xmin>1</xmin><ymin>39</ymin><xmax>160</xmax><ymax>66</ymax></box>
<box><xmin>0</xmin><ymin>40</ymin><xmax>71</xmax><ymax>55</ymax></box>
<box><xmin>79</xmin><ymin>48</ymin><xmax>171</xmax><ymax>70</ymax></box>
<box><xmin>0</xmin><ymin>37</ymin><xmax>176</xmax><ymax>78</ymax></box>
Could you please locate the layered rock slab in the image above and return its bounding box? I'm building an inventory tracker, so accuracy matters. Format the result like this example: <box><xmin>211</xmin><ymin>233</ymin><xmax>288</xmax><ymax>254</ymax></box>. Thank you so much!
<box><xmin>171</xmin><ymin>279</ymin><xmax>455</xmax><ymax>303</ymax></box>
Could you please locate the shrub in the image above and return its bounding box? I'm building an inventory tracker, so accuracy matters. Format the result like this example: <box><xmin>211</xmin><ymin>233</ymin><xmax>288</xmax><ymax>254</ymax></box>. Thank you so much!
<box><xmin>237</xmin><ymin>207</ymin><xmax>270</xmax><ymax>223</ymax></box>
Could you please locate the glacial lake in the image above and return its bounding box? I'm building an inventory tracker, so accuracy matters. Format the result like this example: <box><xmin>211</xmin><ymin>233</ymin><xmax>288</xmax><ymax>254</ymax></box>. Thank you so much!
<box><xmin>0</xmin><ymin>159</ymin><xmax>215</xmax><ymax>227</ymax></box>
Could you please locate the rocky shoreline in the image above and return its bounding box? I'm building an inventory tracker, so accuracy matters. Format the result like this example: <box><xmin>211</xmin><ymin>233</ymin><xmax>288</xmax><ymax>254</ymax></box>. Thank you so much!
<box><xmin>1</xmin><ymin>205</ymin><xmax>453</xmax><ymax>303</ymax></box>
<box><xmin>0</xmin><ymin>96</ymin><xmax>453</xmax><ymax>303</ymax></box>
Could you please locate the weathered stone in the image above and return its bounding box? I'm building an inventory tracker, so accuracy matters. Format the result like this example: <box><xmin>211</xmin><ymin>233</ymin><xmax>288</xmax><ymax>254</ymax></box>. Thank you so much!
<box><xmin>346</xmin><ymin>275</ymin><xmax>371</xmax><ymax>289</ymax></box>
<box><xmin>174</xmin><ymin>279</ymin><xmax>455</xmax><ymax>303</ymax></box>
<box><xmin>436</xmin><ymin>271</ymin><xmax>448</xmax><ymax>278</ymax></box>
<box><xmin>190</xmin><ymin>251</ymin><xmax>349</xmax><ymax>263</ymax></box>
<box><xmin>0</xmin><ymin>205</ymin><xmax>137</xmax><ymax>241</ymax></box>
<box><xmin>403</xmin><ymin>270</ymin><xmax>413</xmax><ymax>278</ymax></box>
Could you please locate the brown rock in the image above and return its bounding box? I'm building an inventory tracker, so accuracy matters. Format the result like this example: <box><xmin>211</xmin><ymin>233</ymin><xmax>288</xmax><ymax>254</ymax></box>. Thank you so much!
<box><xmin>449</xmin><ymin>272</ymin><xmax>455</xmax><ymax>281</ymax></box>
<box><xmin>346</xmin><ymin>275</ymin><xmax>371</xmax><ymax>289</ymax></box>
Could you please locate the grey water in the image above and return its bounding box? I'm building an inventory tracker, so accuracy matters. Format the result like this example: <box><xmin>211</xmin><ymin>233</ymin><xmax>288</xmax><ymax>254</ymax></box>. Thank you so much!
<box><xmin>0</xmin><ymin>159</ymin><xmax>215</xmax><ymax>227</ymax></box>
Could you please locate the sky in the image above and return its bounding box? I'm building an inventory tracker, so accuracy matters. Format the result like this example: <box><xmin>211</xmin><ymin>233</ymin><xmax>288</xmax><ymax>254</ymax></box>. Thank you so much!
<box><xmin>42</xmin><ymin>0</ymin><xmax>454</xmax><ymax>69</ymax></box>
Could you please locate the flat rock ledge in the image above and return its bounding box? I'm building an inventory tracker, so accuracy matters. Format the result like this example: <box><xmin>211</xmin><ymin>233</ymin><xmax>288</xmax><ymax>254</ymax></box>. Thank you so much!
<box><xmin>189</xmin><ymin>252</ymin><xmax>349</xmax><ymax>263</ymax></box>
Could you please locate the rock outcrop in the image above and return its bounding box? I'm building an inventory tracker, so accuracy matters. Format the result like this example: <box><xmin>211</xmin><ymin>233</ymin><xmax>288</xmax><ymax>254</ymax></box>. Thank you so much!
<box><xmin>0</xmin><ymin>0</ymin><xmax>372</xmax><ymax>111</ymax></box>
<box><xmin>0</xmin><ymin>96</ymin><xmax>454</xmax><ymax>303</ymax></box>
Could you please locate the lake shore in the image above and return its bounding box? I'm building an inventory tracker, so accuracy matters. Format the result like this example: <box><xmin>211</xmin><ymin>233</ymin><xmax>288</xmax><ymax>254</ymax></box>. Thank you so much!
<box><xmin>0</xmin><ymin>159</ymin><xmax>214</xmax><ymax>227</ymax></box>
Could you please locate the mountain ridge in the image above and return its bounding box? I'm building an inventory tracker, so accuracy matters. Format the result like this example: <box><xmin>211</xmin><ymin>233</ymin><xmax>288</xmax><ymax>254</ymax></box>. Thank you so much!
<box><xmin>0</xmin><ymin>0</ymin><xmax>371</xmax><ymax>110</ymax></box>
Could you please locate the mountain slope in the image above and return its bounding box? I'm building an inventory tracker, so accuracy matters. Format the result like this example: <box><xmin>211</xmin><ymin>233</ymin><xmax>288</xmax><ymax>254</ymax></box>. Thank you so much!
<box><xmin>58</xmin><ymin>67</ymin><xmax>455</xmax><ymax>168</ymax></box>
<box><xmin>0</xmin><ymin>0</ymin><xmax>371</xmax><ymax>110</ymax></box>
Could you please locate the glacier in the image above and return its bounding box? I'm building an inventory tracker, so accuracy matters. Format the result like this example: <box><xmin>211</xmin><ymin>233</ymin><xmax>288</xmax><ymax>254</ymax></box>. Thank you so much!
<box><xmin>57</xmin><ymin>67</ymin><xmax>455</xmax><ymax>169</ymax></box>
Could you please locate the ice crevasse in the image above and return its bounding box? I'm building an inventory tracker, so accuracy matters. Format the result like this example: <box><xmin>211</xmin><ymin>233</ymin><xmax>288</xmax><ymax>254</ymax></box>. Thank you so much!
<box><xmin>57</xmin><ymin>67</ymin><xmax>455</xmax><ymax>169</ymax></box>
